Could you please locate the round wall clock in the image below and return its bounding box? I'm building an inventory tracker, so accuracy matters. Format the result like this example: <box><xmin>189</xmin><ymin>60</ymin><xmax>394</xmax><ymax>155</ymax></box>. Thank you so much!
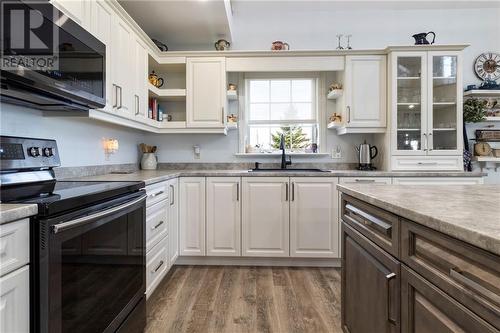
<box><xmin>474</xmin><ymin>52</ymin><xmax>500</xmax><ymax>81</ymax></box>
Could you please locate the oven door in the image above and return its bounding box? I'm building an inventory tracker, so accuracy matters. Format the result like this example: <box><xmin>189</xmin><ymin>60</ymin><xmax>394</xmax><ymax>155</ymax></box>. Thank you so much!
<box><xmin>33</xmin><ymin>191</ymin><xmax>146</xmax><ymax>333</ymax></box>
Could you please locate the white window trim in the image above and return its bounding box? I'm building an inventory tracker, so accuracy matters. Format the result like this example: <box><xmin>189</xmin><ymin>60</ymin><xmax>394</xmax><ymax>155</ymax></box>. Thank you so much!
<box><xmin>238</xmin><ymin>72</ymin><xmax>326</xmax><ymax>154</ymax></box>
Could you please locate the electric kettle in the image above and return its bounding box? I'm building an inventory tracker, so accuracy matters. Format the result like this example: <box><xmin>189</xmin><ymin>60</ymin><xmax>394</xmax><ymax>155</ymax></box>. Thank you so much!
<box><xmin>355</xmin><ymin>141</ymin><xmax>378</xmax><ymax>170</ymax></box>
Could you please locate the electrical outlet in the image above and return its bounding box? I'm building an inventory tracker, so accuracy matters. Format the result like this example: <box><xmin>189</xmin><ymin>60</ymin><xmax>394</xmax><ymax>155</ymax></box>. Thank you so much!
<box><xmin>331</xmin><ymin>145</ymin><xmax>342</xmax><ymax>159</ymax></box>
<box><xmin>193</xmin><ymin>145</ymin><xmax>200</xmax><ymax>159</ymax></box>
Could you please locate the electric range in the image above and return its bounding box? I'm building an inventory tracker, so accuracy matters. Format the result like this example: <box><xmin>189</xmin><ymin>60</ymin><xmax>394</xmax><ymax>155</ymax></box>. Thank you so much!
<box><xmin>0</xmin><ymin>135</ymin><xmax>147</xmax><ymax>333</ymax></box>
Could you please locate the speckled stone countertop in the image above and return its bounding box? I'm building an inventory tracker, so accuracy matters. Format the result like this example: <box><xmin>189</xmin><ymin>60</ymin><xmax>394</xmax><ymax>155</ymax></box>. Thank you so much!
<box><xmin>337</xmin><ymin>184</ymin><xmax>500</xmax><ymax>256</ymax></box>
<box><xmin>0</xmin><ymin>204</ymin><xmax>38</xmax><ymax>224</ymax></box>
<box><xmin>70</xmin><ymin>169</ymin><xmax>484</xmax><ymax>186</ymax></box>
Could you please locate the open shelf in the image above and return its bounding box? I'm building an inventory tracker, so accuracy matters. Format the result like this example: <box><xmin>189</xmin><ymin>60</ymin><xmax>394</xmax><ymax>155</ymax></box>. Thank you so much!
<box><xmin>157</xmin><ymin>121</ymin><xmax>187</xmax><ymax>129</ymax></box>
<box><xmin>433</xmin><ymin>128</ymin><xmax>456</xmax><ymax>131</ymax></box>
<box><xmin>327</xmin><ymin>90</ymin><xmax>343</xmax><ymax>100</ymax></box>
<box><xmin>226</xmin><ymin>122</ymin><xmax>238</xmax><ymax>130</ymax></box>
<box><xmin>433</xmin><ymin>102</ymin><xmax>456</xmax><ymax>105</ymax></box>
<box><xmin>485</xmin><ymin>117</ymin><xmax>500</xmax><ymax>121</ymax></box>
<box><xmin>473</xmin><ymin>156</ymin><xmax>500</xmax><ymax>162</ymax></box>
<box><xmin>327</xmin><ymin>122</ymin><xmax>342</xmax><ymax>129</ymax></box>
<box><xmin>464</xmin><ymin>90</ymin><xmax>500</xmax><ymax>97</ymax></box>
<box><xmin>148</xmin><ymin>84</ymin><xmax>186</xmax><ymax>101</ymax></box>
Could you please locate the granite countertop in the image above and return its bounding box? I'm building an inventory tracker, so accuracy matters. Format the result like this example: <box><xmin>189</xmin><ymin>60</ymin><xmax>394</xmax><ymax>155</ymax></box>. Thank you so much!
<box><xmin>337</xmin><ymin>184</ymin><xmax>500</xmax><ymax>255</ymax></box>
<box><xmin>0</xmin><ymin>204</ymin><xmax>38</xmax><ymax>224</ymax></box>
<box><xmin>71</xmin><ymin>169</ymin><xmax>484</xmax><ymax>185</ymax></box>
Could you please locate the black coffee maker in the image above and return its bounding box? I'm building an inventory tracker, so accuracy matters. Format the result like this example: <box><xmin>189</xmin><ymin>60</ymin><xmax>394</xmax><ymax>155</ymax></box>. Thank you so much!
<box><xmin>412</xmin><ymin>32</ymin><xmax>436</xmax><ymax>45</ymax></box>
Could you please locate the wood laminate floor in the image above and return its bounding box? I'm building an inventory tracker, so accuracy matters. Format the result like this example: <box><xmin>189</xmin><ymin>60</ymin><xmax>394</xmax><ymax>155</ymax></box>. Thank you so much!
<box><xmin>146</xmin><ymin>265</ymin><xmax>341</xmax><ymax>333</ymax></box>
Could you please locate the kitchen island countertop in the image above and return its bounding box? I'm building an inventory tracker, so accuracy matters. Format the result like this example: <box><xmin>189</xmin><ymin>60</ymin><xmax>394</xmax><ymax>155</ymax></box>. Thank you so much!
<box><xmin>337</xmin><ymin>184</ymin><xmax>500</xmax><ymax>255</ymax></box>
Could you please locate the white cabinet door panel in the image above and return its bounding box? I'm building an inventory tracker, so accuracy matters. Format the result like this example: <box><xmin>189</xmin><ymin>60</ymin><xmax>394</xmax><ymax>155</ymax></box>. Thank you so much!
<box><xmin>51</xmin><ymin>0</ymin><xmax>88</xmax><ymax>28</ymax></box>
<box><xmin>0</xmin><ymin>219</ymin><xmax>29</xmax><ymax>276</ymax></box>
<box><xmin>206</xmin><ymin>177</ymin><xmax>241</xmax><ymax>256</ymax></box>
<box><xmin>186</xmin><ymin>57</ymin><xmax>226</xmax><ymax>128</ymax></box>
<box><xmin>344</xmin><ymin>55</ymin><xmax>387</xmax><ymax>128</ymax></box>
<box><xmin>242</xmin><ymin>177</ymin><xmax>289</xmax><ymax>257</ymax></box>
<box><xmin>179</xmin><ymin>177</ymin><xmax>206</xmax><ymax>256</ymax></box>
<box><xmin>0</xmin><ymin>266</ymin><xmax>29</xmax><ymax>333</ymax></box>
<box><xmin>290</xmin><ymin>178</ymin><xmax>339</xmax><ymax>258</ymax></box>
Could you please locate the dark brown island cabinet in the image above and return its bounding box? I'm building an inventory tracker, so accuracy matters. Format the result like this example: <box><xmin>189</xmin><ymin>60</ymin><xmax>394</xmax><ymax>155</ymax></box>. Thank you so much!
<box><xmin>340</xmin><ymin>194</ymin><xmax>500</xmax><ymax>333</ymax></box>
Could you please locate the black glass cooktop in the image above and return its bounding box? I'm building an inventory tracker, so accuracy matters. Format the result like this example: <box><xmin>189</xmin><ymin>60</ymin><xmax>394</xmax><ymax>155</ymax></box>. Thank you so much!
<box><xmin>1</xmin><ymin>180</ymin><xmax>145</xmax><ymax>217</ymax></box>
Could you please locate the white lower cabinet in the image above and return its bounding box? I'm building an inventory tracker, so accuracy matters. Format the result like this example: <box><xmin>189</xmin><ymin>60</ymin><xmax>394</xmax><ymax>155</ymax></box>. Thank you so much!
<box><xmin>206</xmin><ymin>177</ymin><xmax>241</xmax><ymax>256</ymax></box>
<box><xmin>0</xmin><ymin>266</ymin><xmax>29</xmax><ymax>333</ymax></box>
<box><xmin>146</xmin><ymin>235</ymin><xmax>169</xmax><ymax>299</ymax></box>
<box><xmin>242</xmin><ymin>177</ymin><xmax>290</xmax><ymax>257</ymax></box>
<box><xmin>392</xmin><ymin>177</ymin><xmax>484</xmax><ymax>185</ymax></box>
<box><xmin>290</xmin><ymin>178</ymin><xmax>339</xmax><ymax>257</ymax></box>
<box><xmin>168</xmin><ymin>178</ymin><xmax>179</xmax><ymax>264</ymax></box>
<box><xmin>180</xmin><ymin>177</ymin><xmax>206</xmax><ymax>256</ymax></box>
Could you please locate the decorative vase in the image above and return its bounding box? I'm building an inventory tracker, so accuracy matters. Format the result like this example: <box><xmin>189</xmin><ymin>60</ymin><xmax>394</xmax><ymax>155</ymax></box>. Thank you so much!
<box><xmin>141</xmin><ymin>153</ymin><xmax>157</xmax><ymax>170</ymax></box>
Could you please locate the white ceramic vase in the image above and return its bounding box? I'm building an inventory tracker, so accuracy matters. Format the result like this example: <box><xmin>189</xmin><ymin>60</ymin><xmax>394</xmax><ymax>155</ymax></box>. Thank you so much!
<box><xmin>141</xmin><ymin>153</ymin><xmax>157</xmax><ymax>170</ymax></box>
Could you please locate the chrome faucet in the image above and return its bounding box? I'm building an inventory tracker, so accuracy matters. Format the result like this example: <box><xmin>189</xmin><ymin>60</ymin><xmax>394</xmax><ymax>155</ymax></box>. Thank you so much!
<box><xmin>279</xmin><ymin>134</ymin><xmax>292</xmax><ymax>169</ymax></box>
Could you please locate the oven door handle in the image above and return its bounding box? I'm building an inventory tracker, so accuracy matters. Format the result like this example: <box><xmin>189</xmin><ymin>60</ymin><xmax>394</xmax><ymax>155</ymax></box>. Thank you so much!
<box><xmin>51</xmin><ymin>194</ymin><xmax>146</xmax><ymax>234</ymax></box>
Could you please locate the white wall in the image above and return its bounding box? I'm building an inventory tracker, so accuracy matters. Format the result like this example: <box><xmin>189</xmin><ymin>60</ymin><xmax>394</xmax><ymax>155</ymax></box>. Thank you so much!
<box><xmin>0</xmin><ymin>104</ymin><xmax>145</xmax><ymax>167</ymax></box>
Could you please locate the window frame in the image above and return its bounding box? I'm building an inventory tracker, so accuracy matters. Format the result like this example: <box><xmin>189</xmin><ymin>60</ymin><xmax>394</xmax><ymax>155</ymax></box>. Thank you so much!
<box><xmin>239</xmin><ymin>72</ymin><xmax>325</xmax><ymax>154</ymax></box>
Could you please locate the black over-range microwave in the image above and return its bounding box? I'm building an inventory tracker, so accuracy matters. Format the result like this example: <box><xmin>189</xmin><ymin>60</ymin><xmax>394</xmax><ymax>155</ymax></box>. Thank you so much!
<box><xmin>1</xmin><ymin>0</ymin><xmax>105</xmax><ymax>111</ymax></box>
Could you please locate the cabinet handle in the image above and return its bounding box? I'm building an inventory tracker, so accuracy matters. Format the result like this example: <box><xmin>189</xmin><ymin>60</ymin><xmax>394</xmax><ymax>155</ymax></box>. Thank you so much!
<box><xmin>222</xmin><ymin>106</ymin><xmax>225</xmax><ymax>123</ymax></box>
<box><xmin>152</xmin><ymin>260</ymin><xmax>164</xmax><ymax>273</ymax></box>
<box><xmin>149</xmin><ymin>190</ymin><xmax>164</xmax><ymax>198</ymax></box>
<box><xmin>345</xmin><ymin>204</ymin><xmax>392</xmax><ymax>236</ymax></box>
<box><xmin>169</xmin><ymin>185</ymin><xmax>174</xmax><ymax>205</ymax></box>
<box><xmin>112</xmin><ymin>84</ymin><xmax>118</xmax><ymax>108</ymax></box>
<box><xmin>236</xmin><ymin>182</ymin><xmax>239</xmax><ymax>201</ymax></box>
<box><xmin>347</xmin><ymin>106</ymin><xmax>351</xmax><ymax>123</ymax></box>
<box><xmin>285</xmin><ymin>183</ymin><xmax>289</xmax><ymax>201</ymax></box>
<box><xmin>450</xmin><ymin>268</ymin><xmax>500</xmax><ymax>305</ymax></box>
<box><xmin>386</xmin><ymin>272</ymin><xmax>397</xmax><ymax>325</ymax></box>
<box><xmin>152</xmin><ymin>220</ymin><xmax>164</xmax><ymax>230</ymax></box>
<box><xmin>135</xmin><ymin>94</ymin><xmax>139</xmax><ymax>115</ymax></box>
<box><xmin>428</xmin><ymin>132</ymin><xmax>433</xmax><ymax>151</ymax></box>
<box><xmin>118</xmin><ymin>86</ymin><xmax>123</xmax><ymax>109</ymax></box>
<box><xmin>422</xmin><ymin>133</ymin><xmax>427</xmax><ymax>151</ymax></box>
<box><xmin>354</xmin><ymin>179</ymin><xmax>376</xmax><ymax>183</ymax></box>
<box><xmin>417</xmin><ymin>162</ymin><xmax>438</xmax><ymax>166</ymax></box>
<box><xmin>291</xmin><ymin>182</ymin><xmax>295</xmax><ymax>201</ymax></box>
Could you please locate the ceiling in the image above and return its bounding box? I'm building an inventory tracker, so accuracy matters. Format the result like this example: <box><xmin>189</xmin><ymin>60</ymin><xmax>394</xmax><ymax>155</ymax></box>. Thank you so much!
<box><xmin>119</xmin><ymin>0</ymin><xmax>233</xmax><ymax>51</ymax></box>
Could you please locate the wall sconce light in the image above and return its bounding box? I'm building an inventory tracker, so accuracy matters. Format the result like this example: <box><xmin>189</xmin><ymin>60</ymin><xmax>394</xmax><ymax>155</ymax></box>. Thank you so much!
<box><xmin>103</xmin><ymin>138</ymin><xmax>119</xmax><ymax>159</ymax></box>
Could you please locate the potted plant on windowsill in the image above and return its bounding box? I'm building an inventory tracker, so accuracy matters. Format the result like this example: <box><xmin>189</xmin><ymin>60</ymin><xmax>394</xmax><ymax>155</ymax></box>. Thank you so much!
<box><xmin>463</xmin><ymin>98</ymin><xmax>487</xmax><ymax>171</ymax></box>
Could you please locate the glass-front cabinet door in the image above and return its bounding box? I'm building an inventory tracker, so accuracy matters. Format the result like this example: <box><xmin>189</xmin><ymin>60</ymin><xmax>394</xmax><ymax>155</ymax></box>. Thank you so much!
<box><xmin>392</xmin><ymin>52</ymin><xmax>427</xmax><ymax>155</ymax></box>
<box><xmin>428</xmin><ymin>52</ymin><xmax>462</xmax><ymax>155</ymax></box>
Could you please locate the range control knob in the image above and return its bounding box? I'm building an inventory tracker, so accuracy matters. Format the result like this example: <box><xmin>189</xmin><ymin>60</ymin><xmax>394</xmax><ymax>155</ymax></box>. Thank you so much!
<box><xmin>28</xmin><ymin>147</ymin><xmax>41</xmax><ymax>157</ymax></box>
<box><xmin>42</xmin><ymin>147</ymin><xmax>54</xmax><ymax>157</ymax></box>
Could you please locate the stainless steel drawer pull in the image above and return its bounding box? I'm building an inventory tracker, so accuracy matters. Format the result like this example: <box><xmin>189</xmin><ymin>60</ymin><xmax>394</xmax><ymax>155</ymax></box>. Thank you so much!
<box><xmin>345</xmin><ymin>204</ymin><xmax>392</xmax><ymax>236</ymax></box>
<box><xmin>149</xmin><ymin>190</ymin><xmax>164</xmax><ymax>198</ymax></box>
<box><xmin>52</xmin><ymin>195</ymin><xmax>146</xmax><ymax>234</ymax></box>
<box><xmin>236</xmin><ymin>182</ymin><xmax>239</xmax><ymax>201</ymax></box>
<box><xmin>291</xmin><ymin>182</ymin><xmax>295</xmax><ymax>201</ymax></box>
<box><xmin>354</xmin><ymin>179</ymin><xmax>376</xmax><ymax>183</ymax></box>
<box><xmin>386</xmin><ymin>272</ymin><xmax>397</xmax><ymax>325</ymax></box>
<box><xmin>450</xmin><ymin>268</ymin><xmax>500</xmax><ymax>305</ymax></box>
<box><xmin>169</xmin><ymin>185</ymin><xmax>174</xmax><ymax>205</ymax></box>
<box><xmin>417</xmin><ymin>162</ymin><xmax>438</xmax><ymax>165</ymax></box>
<box><xmin>152</xmin><ymin>260</ymin><xmax>164</xmax><ymax>273</ymax></box>
<box><xmin>152</xmin><ymin>220</ymin><xmax>164</xmax><ymax>230</ymax></box>
<box><xmin>285</xmin><ymin>183</ymin><xmax>289</xmax><ymax>201</ymax></box>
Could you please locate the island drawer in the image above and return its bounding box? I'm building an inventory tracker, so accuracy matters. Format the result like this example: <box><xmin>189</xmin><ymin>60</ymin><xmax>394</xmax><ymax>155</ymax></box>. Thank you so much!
<box><xmin>341</xmin><ymin>194</ymin><xmax>400</xmax><ymax>257</ymax></box>
<box><xmin>401</xmin><ymin>220</ymin><xmax>500</xmax><ymax>329</ymax></box>
<box><xmin>146</xmin><ymin>181</ymin><xmax>169</xmax><ymax>208</ymax></box>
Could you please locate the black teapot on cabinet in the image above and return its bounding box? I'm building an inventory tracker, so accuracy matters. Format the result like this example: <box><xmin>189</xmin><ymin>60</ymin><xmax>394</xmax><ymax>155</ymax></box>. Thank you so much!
<box><xmin>412</xmin><ymin>32</ymin><xmax>436</xmax><ymax>45</ymax></box>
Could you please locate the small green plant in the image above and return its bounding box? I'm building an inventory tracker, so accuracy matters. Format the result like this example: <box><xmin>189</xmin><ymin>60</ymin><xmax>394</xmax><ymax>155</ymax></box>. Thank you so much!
<box><xmin>271</xmin><ymin>126</ymin><xmax>310</xmax><ymax>150</ymax></box>
<box><xmin>463</xmin><ymin>98</ymin><xmax>487</xmax><ymax>123</ymax></box>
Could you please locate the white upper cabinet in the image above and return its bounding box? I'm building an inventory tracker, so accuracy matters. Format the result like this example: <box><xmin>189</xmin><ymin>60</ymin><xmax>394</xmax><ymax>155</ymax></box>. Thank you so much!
<box><xmin>132</xmin><ymin>37</ymin><xmax>148</xmax><ymax>120</ymax></box>
<box><xmin>186</xmin><ymin>57</ymin><xmax>226</xmax><ymax>128</ymax></box>
<box><xmin>206</xmin><ymin>177</ymin><xmax>241</xmax><ymax>256</ymax></box>
<box><xmin>341</xmin><ymin>55</ymin><xmax>387</xmax><ymax>132</ymax></box>
<box><xmin>389</xmin><ymin>49</ymin><xmax>463</xmax><ymax>170</ymax></box>
<box><xmin>89</xmin><ymin>0</ymin><xmax>113</xmax><ymax>112</ymax></box>
<box><xmin>51</xmin><ymin>0</ymin><xmax>89</xmax><ymax>28</ymax></box>
<box><xmin>241</xmin><ymin>177</ymin><xmax>289</xmax><ymax>257</ymax></box>
<box><xmin>290</xmin><ymin>178</ymin><xmax>339</xmax><ymax>258</ymax></box>
<box><xmin>179</xmin><ymin>177</ymin><xmax>206</xmax><ymax>256</ymax></box>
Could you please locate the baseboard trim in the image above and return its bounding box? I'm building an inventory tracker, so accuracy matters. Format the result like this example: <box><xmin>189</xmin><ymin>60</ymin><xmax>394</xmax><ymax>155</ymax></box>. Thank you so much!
<box><xmin>175</xmin><ymin>256</ymin><xmax>341</xmax><ymax>267</ymax></box>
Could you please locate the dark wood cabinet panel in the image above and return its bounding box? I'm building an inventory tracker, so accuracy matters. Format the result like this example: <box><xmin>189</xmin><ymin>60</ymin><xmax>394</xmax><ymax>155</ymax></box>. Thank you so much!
<box><xmin>401</xmin><ymin>266</ymin><xmax>497</xmax><ymax>333</ymax></box>
<box><xmin>341</xmin><ymin>222</ymin><xmax>400</xmax><ymax>333</ymax></box>
<box><xmin>341</xmin><ymin>194</ymin><xmax>400</xmax><ymax>257</ymax></box>
<box><xmin>401</xmin><ymin>219</ymin><xmax>500</xmax><ymax>329</ymax></box>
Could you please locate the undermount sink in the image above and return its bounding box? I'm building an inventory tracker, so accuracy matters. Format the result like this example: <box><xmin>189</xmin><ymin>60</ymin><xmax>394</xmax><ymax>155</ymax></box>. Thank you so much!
<box><xmin>249</xmin><ymin>168</ymin><xmax>330</xmax><ymax>173</ymax></box>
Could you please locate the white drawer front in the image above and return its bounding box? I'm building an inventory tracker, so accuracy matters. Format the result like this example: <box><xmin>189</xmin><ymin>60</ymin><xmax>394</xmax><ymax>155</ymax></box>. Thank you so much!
<box><xmin>0</xmin><ymin>266</ymin><xmax>29</xmax><ymax>333</ymax></box>
<box><xmin>391</xmin><ymin>156</ymin><xmax>462</xmax><ymax>171</ymax></box>
<box><xmin>0</xmin><ymin>219</ymin><xmax>29</xmax><ymax>276</ymax></box>
<box><xmin>146</xmin><ymin>181</ymin><xmax>169</xmax><ymax>207</ymax></box>
<box><xmin>392</xmin><ymin>177</ymin><xmax>484</xmax><ymax>185</ymax></box>
<box><xmin>339</xmin><ymin>177</ymin><xmax>392</xmax><ymax>185</ymax></box>
<box><xmin>146</xmin><ymin>200</ymin><xmax>168</xmax><ymax>252</ymax></box>
<box><xmin>146</xmin><ymin>235</ymin><xmax>169</xmax><ymax>299</ymax></box>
